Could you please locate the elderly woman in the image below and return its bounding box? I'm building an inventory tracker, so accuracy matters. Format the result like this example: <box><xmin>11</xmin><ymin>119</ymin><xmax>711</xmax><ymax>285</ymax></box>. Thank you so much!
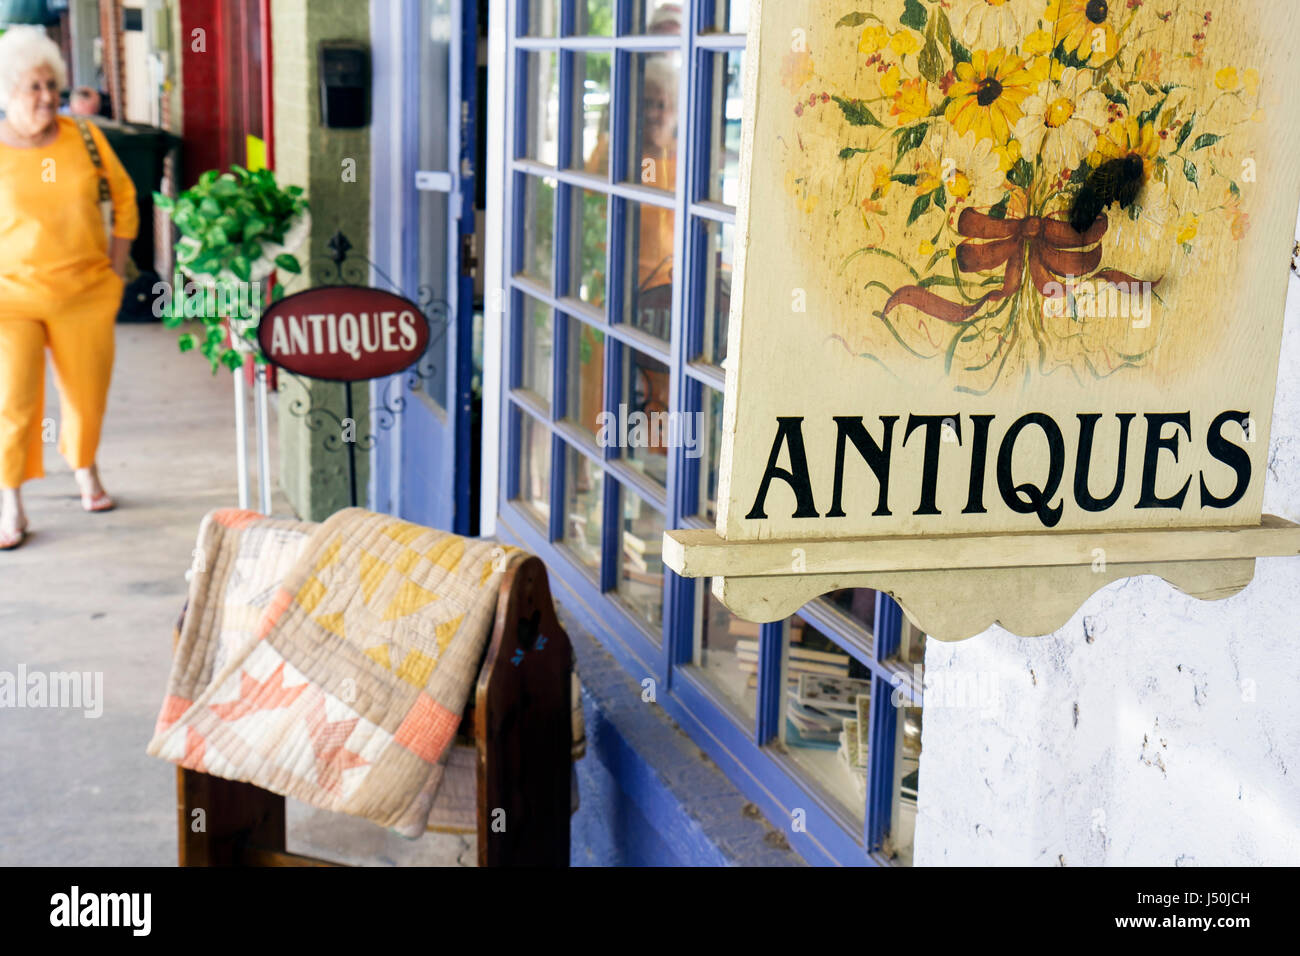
<box><xmin>0</xmin><ymin>27</ymin><xmax>137</xmax><ymax>550</ymax></box>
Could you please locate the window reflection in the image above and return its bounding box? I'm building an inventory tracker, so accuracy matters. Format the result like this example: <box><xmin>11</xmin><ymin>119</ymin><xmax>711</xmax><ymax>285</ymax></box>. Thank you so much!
<box><xmin>633</xmin><ymin>0</ymin><xmax>682</xmax><ymax>35</ymax></box>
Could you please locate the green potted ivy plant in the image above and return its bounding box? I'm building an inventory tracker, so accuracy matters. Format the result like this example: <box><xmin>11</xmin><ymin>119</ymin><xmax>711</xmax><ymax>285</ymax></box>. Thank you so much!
<box><xmin>153</xmin><ymin>165</ymin><xmax>309</xmax><ymax>372</ymax></box>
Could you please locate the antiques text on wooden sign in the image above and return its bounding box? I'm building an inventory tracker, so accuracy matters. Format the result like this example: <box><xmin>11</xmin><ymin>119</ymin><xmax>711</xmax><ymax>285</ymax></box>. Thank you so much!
<box><xmin>663</xmin><ymin>0</ymin><xmax>1300</xmax><ymax>640</ymax></box>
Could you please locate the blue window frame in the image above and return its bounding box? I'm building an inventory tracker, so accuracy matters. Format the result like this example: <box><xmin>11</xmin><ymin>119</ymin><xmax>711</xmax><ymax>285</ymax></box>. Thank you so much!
<box><xmin>496</xmin><ymin>0</ymin><xmax>925</xmax><ymax>866</ymax></box>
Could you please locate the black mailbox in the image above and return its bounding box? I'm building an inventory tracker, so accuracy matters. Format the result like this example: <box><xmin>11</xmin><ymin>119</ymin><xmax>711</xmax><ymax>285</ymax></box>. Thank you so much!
<box><xmin>318</xmin><ymin>41</ymin><xmax>370</xmax><ymax>129</ymax></box>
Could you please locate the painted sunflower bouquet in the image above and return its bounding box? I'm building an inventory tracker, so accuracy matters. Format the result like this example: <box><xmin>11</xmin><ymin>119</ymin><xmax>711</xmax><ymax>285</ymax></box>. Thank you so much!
<box><xmin>784</xmin><ymin>0</ymin><xmax>1262</xmax><ymax>392</ymax></box>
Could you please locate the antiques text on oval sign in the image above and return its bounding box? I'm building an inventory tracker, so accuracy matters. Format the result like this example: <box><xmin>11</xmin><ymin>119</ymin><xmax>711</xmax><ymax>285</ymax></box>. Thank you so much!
<box><xmin>258</xmin><ymin>285</ymin><xmax>429</xmax><ymax>382</ymax></box>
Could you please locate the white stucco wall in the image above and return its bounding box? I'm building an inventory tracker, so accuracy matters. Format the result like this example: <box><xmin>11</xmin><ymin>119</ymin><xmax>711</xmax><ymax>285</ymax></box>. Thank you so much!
<box><xmin>915</xmin><ymin>216</ymin><xmax>1300</xmax><ymax>867</ymax></box>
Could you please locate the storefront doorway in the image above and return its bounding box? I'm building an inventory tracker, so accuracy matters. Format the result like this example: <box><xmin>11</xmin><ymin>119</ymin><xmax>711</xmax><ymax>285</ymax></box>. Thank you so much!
<box><xmin>371</xmin><ymin>0</ymin><xmax>486</xmax><ymax>535</ymax></box>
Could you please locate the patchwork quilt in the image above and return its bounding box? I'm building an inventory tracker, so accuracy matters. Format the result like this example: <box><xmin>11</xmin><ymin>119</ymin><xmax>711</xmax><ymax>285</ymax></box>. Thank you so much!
<box><xmin>147</xmin><ymin>507</ymin><xmax>524</xmax><ymax>837</ymax></box>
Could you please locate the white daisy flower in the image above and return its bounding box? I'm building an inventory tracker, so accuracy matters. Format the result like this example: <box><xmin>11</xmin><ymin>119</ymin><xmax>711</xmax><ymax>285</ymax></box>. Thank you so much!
<box><xmin>1014</xmin><ymin>68</ymin><xmax>1111</xmax><ymax>173</ymax></box>
<box><xmin>955</xmin><ymin>0</ymin><xmax>1039</xmax><ymax>53</ymax></box>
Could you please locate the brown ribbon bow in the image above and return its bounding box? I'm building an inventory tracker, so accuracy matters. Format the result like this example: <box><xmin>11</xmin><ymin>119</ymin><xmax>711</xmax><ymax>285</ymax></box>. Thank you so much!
<box><xmin>884</xmin><ymin>206</ymin><xmax>1158</xmax><ymax>324</ymax></box>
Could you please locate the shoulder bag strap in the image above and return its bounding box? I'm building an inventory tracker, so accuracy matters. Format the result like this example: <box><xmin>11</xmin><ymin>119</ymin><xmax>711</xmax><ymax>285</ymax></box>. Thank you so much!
<box><xmin>73</xmin><ymin>118</ymin><xmax>113</xmax><ymax>214</ymax></box>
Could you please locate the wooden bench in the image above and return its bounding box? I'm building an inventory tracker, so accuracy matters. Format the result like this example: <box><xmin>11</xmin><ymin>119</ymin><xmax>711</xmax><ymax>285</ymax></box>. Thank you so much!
<box><xmin>172</xmin><ymin>555</ymin><xmax>574</xmax><ymax>867</ymax></box>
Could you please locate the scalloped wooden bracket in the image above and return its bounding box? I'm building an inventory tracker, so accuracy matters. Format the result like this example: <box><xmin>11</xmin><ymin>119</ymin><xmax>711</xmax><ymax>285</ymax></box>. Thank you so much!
<box><xmin>662</xmin><ymin>517</ymin><xmax>1300</xmax><ymax>641</ymax></box>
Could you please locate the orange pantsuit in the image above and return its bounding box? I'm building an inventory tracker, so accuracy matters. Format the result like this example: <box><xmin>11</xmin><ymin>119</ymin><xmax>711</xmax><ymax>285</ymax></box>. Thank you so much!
<box><xmin>0</xmin><ymin>116</ymin><xmax>137</xmax><ymax>489</ymax></box>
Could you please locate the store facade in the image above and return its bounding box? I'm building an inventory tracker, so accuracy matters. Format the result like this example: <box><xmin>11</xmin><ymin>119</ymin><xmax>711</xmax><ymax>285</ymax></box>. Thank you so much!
<box><xmin>362</xmin><ymin>0</ymin><xmax>1300</xmax><ymax>866</ymax></box>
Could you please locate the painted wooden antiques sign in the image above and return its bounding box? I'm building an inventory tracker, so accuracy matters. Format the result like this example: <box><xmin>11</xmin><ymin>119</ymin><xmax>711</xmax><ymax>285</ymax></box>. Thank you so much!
<box><xmin>258</xmin><ymin>286</ymin><xmax>430</xmax><ymax>382</ymax></box>
<box><xmin>663</xmin><ymin>0</ymin><xmax>1300</xmax><ymax>640</ymax></box>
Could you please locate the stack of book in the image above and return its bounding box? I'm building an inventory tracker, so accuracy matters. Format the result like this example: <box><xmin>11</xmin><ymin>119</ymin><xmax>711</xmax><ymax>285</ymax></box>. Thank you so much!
<box><xmin>732</xmin><ymin>619</ymin><xmax>853</xmax><ymax>689</ymax></box>
<box><xmin>784</xmin><ymin>674</ymin><xmax>870</xmax><ymax>769</ymax></box>
<box><xmin>622</xmin><ymin>529</ymin><xmax>662</xmax><ymax>573</ymax></box>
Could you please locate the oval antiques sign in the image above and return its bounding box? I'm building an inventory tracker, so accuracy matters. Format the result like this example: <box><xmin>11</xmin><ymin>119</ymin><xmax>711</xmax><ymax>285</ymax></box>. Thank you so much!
<box><xmin>258</xmin><ymin>286</ymin><xmax>430</xmax><ymax>382</ymax></box>
<box><xmin>663</xmin><ymin>0</ymin><xmax>1300</xmax><ymax>640</ymax></box>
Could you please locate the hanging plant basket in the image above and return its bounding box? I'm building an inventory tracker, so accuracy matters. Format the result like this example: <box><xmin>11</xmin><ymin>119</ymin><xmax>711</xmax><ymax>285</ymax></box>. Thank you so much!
<box><xmin>155</xmin><ymin>165</ymin><xmax>310</xmax><ymax>372</ymax></box>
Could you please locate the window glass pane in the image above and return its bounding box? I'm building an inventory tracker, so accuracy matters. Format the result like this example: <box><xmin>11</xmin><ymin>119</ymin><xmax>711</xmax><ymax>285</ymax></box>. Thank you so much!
<box><xmin>889</xmin><ymin>706</ymin><xmax>922</xmax><ymax>866</ymax></box>
<box><xmin>700</xmin><ymin>386</ymin><xmax>723</xmax><ymax>521</ymax></box>
<box><xmin>562</xmin><ymin>444</ymin><xmax>604</xmax><ymax>575</ymax></box>
<box><xmin>631</xmin><ymin>0</ymin><xmax>682</xmax><ymax>35</ymax></box>
<box><xmin>569</xmin><ymin>188</ymin><xmax>608</xmax><ymax>309</ymax></box>
<box><xmin>691</xmin><ymin>579</ymin><xmax>757</xmax><ymax>719</ymax></box>
<box><xmin>707</xmin><ymin>51</ymin><xmax>744</xmax><ymax>205</ymax></box>
<box><xmin>519</xmin><ymin>175</ymin><xmax>556</xmax><ymax>287</ymax></box>
<box><xmin>575</xmin><ymin>0</ymin><xmax>614</xmax><ymax>35</ymax></box>
<box><xmin>573</xmin><ymin>52</ymin><xmax>612</xmax><ymax>177</ymax></box>
<box><xmin>519</xmin><ymin>296</ymin><xmax>553</xmax><ymax>403</ymax></box>
<box><xmin>823</xmin><ymin>588</ymin><xmax>876</xmax><ymax>636</ymax></box>
<box><xmin>773</xmin><ymin>616</ymin><xmax>870</xmax><ymax>828</ymax></box>
<box><xmin>626</xmin><ymin>52</ymin><xmax>680</xmax><ymax>191</ymax></box>
<box><xmin>516</xmin><ymin>411</ymin><xmax>552</xmax><ymax>529</ymax></box>
<box><xmin>417</xmin><ymin>189</ymin><xmax>450</xmax><ymax>411</ymax></box>
<box><xmin>893</xmin><ymin>618</ymin><xmax>927</xmax><ymax>670</ymax></box>
<box><xmin>625</xmin><ymin>203</ymin><xmax>675</xmax><ymax>341</ymax></box>
<box><xmin>713</xmin><ymin>0</ymin><xmax>748</xmax><ymax>34</ymax></box>
<box><xmin>619</xmin><ymin>486</ymin><xmax>664</xmax><ymax>634</ymax></box>
<box><xmin>621</xmin><ymin>348</ymin><xmax>670</xmax><ymax>489</ymax></box>
<box><xmin>521</xmin><ymin>52</ymin><xmax>560</xmax><ymax>164</ymax></box>
<box><xmin>698</xmin><ymin>219</ymin><xmax>733</xmax><ymax>366</ymax></box>
<box><xmin>565</xmin><ymin>319</ymin><xmax>606</xmax><ymax>437</ymax></box>
<box><xmin>525</xmin><ymin>0</ymin><xmax>560</xmax><ymax>36</ymax></box>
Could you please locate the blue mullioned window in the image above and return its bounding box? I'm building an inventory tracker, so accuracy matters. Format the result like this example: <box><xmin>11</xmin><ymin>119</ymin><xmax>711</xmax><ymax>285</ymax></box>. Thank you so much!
<box><xmin>495</xmin><ymin>0</ymin><xmax>926</xmax><ymax>866</ymax></box>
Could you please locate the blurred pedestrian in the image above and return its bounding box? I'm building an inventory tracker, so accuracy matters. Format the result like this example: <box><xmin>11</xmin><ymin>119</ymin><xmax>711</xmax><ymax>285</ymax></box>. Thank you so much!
<box><xmin>0</xmin><ymin>27</ymin><xmax>138</xmax><ymax>550</ymax></box>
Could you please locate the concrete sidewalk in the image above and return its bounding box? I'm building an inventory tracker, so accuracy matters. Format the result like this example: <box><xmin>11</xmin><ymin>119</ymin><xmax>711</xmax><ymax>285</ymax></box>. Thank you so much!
<box><xmin>0</xmin><ymin>323</ymin><xmax>469</xmax><ymax>866</ymax></box>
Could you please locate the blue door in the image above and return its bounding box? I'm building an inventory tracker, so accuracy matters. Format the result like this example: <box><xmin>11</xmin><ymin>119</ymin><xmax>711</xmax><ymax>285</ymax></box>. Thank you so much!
<box><xmin>372</xmin><ymin>0</ymin><xmax>480</xmax><ymax>534</ymax></box>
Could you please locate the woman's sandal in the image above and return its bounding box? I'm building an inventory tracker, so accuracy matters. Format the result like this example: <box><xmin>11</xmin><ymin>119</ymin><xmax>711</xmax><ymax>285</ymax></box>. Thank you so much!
<box><xmin>81</xmin><ymin>491</ymin><xmax>115</xmax><ymax>513</ymax></box>
<box><xmin>0</xmin><ymin>520</ymin><xmax>27</xmax><ymax>551</ymax></box>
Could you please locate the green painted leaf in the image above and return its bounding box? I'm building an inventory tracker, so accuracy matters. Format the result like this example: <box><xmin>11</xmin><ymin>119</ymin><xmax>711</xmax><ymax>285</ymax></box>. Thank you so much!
<box><xmin>835</xmin><ymin>12</ymin><xmax>869</xmax><ymax>27</ymax></box>
<box><xmin>933</xmin><ymin>185</ymin><xmax>947</xmax><ymax>210</ymax></box>
<box><xmin>1229</xmin><ymin>180</ymin><xmax>1241</xmax><ymax>198</ymax></box>
<box><xmin>274</xmin><ymin>253</ymin><xmax>302</xmax><ymax>274</ymax></box>
<box><xmin>833</xmin><ymin>95</ymin><xmax>883</xmax><ymax>127</ymax></box>
<box><xmin>949</xmin><ymin>35</ymin><xmax>971</xmax><ymax>64</ymax></box>
<box><xmin>900</xmin><ymin>0</ymin><xmax>926</xmax><ymax>32</ymax></box>
<box><xmin>1192</xmin><ymin>133</ymin><xmax>1222</xmax><ymax>150</ymax></box>
<box><xmin>1008</xmin><ymin>157</ymin><xmax>1034</xmax><ymax>189</ymax></box>
<box><xmin>907</xmin><ymin>192</ymin><xmax>932</xmax><ymax>226</ymax></box>
<box><xmin>988</xmin><ymin>194</ymin><xmax>1011</xmax><ymax>220</ymax></box>
<box><xmin>1175</xmin><ymin>118</ymin><xmax>1194</xmax><ymax>150</ymax></box>
<box><xmin>891</xmin><ymin>173</ymin><xmax>919</xmax><ymax>186</ymax></box>
<box><xmin>1183</xmin><ymin>158</ymin><xmax>1199</xmax><ymax>188</ymax></box>
<box><xmin>935</xmin><ymin>10</ymin><xmax>953</xmax><ymax>49</ymax></box>
<box><xmin>839</xmin><ymin>147</ymin><xmax>870</xmax><ymax>160</ymax></box>
<box><xmin>1137</xmin><ymin>95</ymin><xmax>1169</xmax><ymax>129</ymax></box>
<box><xmin>1052</xmin><ymin>40</ymin><xmax>1091</xmax><ymax>71</ymax></box>
<box><xmin>918</xmin><ymin>37</ymin><xmax>944</xmax><ymax>83</ymax></box>
<box><xmin>896</xmin><ymin>123</ymin><xmax>928</xmax><ymax>161</ymax></box>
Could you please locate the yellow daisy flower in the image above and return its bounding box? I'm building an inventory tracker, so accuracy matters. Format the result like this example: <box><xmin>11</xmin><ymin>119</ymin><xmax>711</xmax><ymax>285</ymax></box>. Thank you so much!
<box><xmin>1088</xmin><ymin>117</ymin><xmax>1161</xmax><ymax>180</ymax></box>
<box><xmin>944</xmin><ymin>49</ymin><xmax>1039</xmax><ymax>145</ymax></box>
<box><xmin>1046</xmin><ymin>0</ymin><xmax>1119</xmax><ymax>65</ymax></box>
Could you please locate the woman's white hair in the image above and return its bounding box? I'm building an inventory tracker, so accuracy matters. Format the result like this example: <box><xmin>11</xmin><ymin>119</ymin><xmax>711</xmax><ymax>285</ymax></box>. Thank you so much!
<box><xmin>0</xmin><ymin>26</ymin><xmax>68</xmax><ymax>109</ymax></box>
